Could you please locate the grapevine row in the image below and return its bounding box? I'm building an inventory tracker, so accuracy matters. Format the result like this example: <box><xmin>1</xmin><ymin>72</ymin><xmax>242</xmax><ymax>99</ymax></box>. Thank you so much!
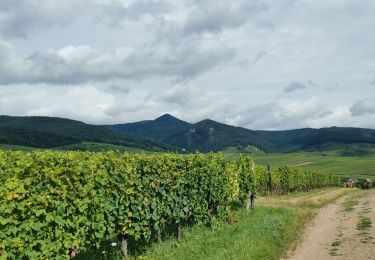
<box><xmin>0</xmin><ymin>151</ymin><xmax>341</xmax><ymax>259</ymax></box>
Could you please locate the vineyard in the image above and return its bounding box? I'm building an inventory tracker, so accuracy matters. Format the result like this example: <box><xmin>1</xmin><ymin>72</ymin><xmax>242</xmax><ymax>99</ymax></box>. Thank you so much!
<box><xmin>0</xmin><ymin>151</ymin><xmax>341</xmax><ymax>259</ymax></box>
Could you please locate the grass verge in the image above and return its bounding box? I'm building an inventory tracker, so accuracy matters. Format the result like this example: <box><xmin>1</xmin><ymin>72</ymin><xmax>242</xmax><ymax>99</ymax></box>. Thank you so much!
<box><xmin>142</xmin><ymin>207</ymin><xmax>303</xmax><ymax>260</ymax></box>
<box><xmin>342</xmin><ymin>189</ymin><xmax>369</xmax><ymax>212</ymax></box>
<box><xmin>357</xmin><ymin>217</ymin><xmax>372</xmax><ymax>231</ymax></box>
<box><xmin>78</xmin><ymin>188</ymin><xmax>352</xmax><ymax>260</ymax></box>
<box><xmin>357</xmin><ymin>216</ymin><xmax>373</xmax><ymax>244</ymax></box>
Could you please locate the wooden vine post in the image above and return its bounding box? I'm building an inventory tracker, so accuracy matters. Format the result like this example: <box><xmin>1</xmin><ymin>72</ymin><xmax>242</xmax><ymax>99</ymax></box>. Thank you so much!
<box><xmin>246</xmin><ymin>191</ymin><xmax>252</xmax><ymax>211</ymax></box>
<box><xmin>178</xmin><ymin>224</ymin><xmax>183</xmax><ymax>241</ymax></box>
<box><xmin>267</xmin><ymin>163</ymin><xmax>272</xmax><ymax>194</ymax></box>
<box><xmin>156</xmin><ymin>229</ymin><xmax>162</xmax><ymax>244</ymax></box>
<box><xmin>121</xmin><ymin>239</ymin><xmax>128</xmax><ymax>260</ymax></box>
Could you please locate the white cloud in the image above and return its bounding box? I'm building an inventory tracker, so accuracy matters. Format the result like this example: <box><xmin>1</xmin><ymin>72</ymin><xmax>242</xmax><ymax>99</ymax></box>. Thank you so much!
<box><xmin>0</xmin><ymin>0</ymin><xmax>374</xmax><ymax>129</ymax></box>
<box><xmin>0</xmin><ymin>85</ymin><xmax>115</xmax><ymax>123</ymax></box>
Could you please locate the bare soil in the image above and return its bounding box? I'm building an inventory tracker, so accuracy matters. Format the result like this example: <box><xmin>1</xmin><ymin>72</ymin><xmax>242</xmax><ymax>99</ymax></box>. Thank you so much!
<box><xmin>287</xmin><ymin>191</ymin><xmax>375</xmax><ymax>260</ymax></box>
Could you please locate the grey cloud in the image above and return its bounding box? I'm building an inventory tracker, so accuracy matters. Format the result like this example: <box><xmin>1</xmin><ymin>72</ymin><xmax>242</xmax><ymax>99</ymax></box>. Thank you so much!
<box><xmin>0</xmin><ymin>0</ymin><xmax>86</xmax><ymax>38</ymax></box>
<box><xmin>232</xmin><ymin>101</ymin><xmax>324</xmax><ymax>130</ymax></box>
<box><xmin>102</xmin><ymin>0</ymin><xmax>171</xmax><ymax>25</ymax></box>
<box><xmin>234</xmin><ymin>102</ymin><xmax>287</xmax><ymax>130</ymax></box>
<box><xmin>100</xmin><ymin>0</ymin><xmax>269</xmax><ymax>41</ymax></box>
<box><xmin>104</xmin><ymin>100</ymin><xmax>148</xmax><ymax>117</ymax></box>
<box><xmin>183</xmin><ymin>0</ymin><xmax>268</xmax><ymax>35</ymax></box>
<box><xmin>153</xmin><ymin>85</ymin><xmax>203</xmax><ymax>106</ymax></box>
<box><xmin>0</xmin><ymin>0</ymin><xmax>263</xmax><ymax>85</ymax></box>
<box><xmin>255</xmin><ymin>20</ymin><xmax>274</xmax><ymax>30</ymax></box>
<box><xmin>236</xmin><ymin>50</ymin><xmax>267</xmax><ymax>69</ymax></box>
<box><xmin>317</xmin><ymin>110</ymin><xmax>334</xmax><ymax>117</ymax></box>
<box><xmin>283</xmin><ymin>80</ymin><xmax>317</xmax><ymax>93</ymax></box>
<box><xmin>253</xmin><ymin>51</ymin><xmax>268</xmax><ymax>63</ymax></box>
<box><xmin>108</xmin><ymin>85</ymin><xmax>131</xmax><ymax>94</ymax></box>
<box><xmin>324</xmin><ymin>83</ymin><xmax>340</xmax><ymax>91</ymax></box>
<box><xmin>306</xmin><ymin>80</ymin><xmax>317</xmax><ymax>87</ymax></box>
<box><xmin>0</xmin><ymin>40</ymin><xmax>235</xmax><ymax>84</ymax></box>
<box><xmin>350</xmin><ymin>98</ymin><xmax>375</xmax><ymax>116</ymax></box>
<box><xmin>230</xmin><ymin>97</ymin><xmax>337</xmax><ymax>130</ymax></box>
<box><xmin>283</xmin><ymin>81</ymin><xmax>309</xmax><ymax>93</ymax></box>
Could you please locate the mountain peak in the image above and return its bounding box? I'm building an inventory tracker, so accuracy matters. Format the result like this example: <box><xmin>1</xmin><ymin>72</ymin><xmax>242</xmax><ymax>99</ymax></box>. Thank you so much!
<box><xmin>154</xmin><ymin>114</ymin><xmax>190</xmax><ymax>127</ymax></box>
<box><xmin>155</xmin><ymin>113</ymin><xmax>177</xmax><ymax>121</ymax></box>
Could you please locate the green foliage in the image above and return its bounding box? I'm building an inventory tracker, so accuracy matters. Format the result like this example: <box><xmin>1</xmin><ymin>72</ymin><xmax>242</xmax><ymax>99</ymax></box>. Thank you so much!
<box><xmin>254</xmin><ymin>165</ymin><xmax>341</xmax><ymax>194</ymax></box>
<box><xmin>236</xmin><ymin>156</ymin><xmax>256</xmax><ymax>202</ymax></box>
<box><xmin>0</xmin><ymin>151</ymin><xmax>340</xmax><ymax>258</ymax></box>
<box><xmin>0</xmin><ymin>151</ymin><xmax>231</xmax><ymax>258</ymax></box>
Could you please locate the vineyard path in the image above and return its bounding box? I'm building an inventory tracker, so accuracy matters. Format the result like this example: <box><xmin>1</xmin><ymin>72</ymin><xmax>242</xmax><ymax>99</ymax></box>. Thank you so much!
<box><xmin>286</xmin><ymin>190</ymin><xmax>375</xmax><ymax>260</ymax></box>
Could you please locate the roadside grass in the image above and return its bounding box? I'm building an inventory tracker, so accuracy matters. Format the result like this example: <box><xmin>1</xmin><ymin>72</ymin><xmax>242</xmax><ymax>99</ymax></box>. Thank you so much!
<box><xmin>142</xmin><ymin>207</ymin><xmax>302</xmax><ymax>260</ymax></box>
<box><xmin>353</xmin><ymin>193</ymin><xmax>374</xmax><ymax>245</ymax></box>
<box><xmin>342</xmin><ymin>189</ymin><xmax>370</xmax><ymax>212</ymax></box>
<box><xmin>77</xmin><ymin>206</ymin><xmax>304</xmax><ymax>260</ymax></box>
<box><xmin>142</xmin><ymin>188</ymin><xmax>353</xmax><ymax>260</ymax></box>
<box><xmin>257</xmin><ymin>187</ymin><xmax>358</xmax><ymax>210</ymax></box>
<box><xmin>357</xmin><ymin>216</ymin><xmax>373</xmax><ymax>244</ymax></box>
<box><xmin>343</xmin><ymin>197</ymin><xmax>360</xmax><ymax>212</ymax></box>
<box><xmin>357</xmin><ymin>217</ymin><xmax>372</xmax><ymax>231</ymax></box>
<box><xmin>78</xmin><ymin>188</ymin><xmax>353</xmax><ymax>260</ymax></box>
<box><xmin>329</xmin><ymin>239</ymin><xmax>342</xmax><ymax>256</ymax></box>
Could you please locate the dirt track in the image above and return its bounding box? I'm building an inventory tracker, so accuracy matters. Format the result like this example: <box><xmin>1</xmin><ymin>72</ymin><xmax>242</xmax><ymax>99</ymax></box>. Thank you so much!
<box><xmin>287</xmin><ymin>191</ymin><xmax>375</xmax><ymax>260</ymax></box>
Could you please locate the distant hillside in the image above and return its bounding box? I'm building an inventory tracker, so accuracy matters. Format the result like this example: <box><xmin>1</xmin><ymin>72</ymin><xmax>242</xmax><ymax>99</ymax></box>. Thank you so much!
<box><xmin>256</xmin><ymin>127</ymin><xmax>375</xmax><ymax>152</ymax></box>
<box><xmin>109</xmin><ymin>114</ymin><xmax>375</xmax><ymax>153</ymax></box>
<box><xmin>0</xmin><ymin>116</ymin><xmax>165</xmax><ymax>151</ymax></box>
<box><xmin>2</xmin><ymin>114</ymin><xmax>375</xmax><ymax>154</ymax></box>
<box><xmin>109</xmin><ymin>114</ymin><xmax>268</xmax><ymax>152</ymax></box>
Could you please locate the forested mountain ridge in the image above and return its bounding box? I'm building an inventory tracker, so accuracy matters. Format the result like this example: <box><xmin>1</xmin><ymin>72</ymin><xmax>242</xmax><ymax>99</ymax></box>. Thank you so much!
<box><xmin>1</xmin><ymin>114</ymin><xmax>375</xmax><ymax>153</ymax></box>
<box><xmin>0</xmin><ymin>115</ymin><xmax>165</xmax><ymax>150</ymax></box>
<box><xmin>109</xmin><ymin>114</ymin><xmax>375</xmax><ymax>153</ymax></box>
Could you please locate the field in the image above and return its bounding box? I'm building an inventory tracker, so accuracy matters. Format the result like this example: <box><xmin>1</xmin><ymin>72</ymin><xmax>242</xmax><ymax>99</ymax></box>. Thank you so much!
<box><xmin>225</xmin><ymin>152</ymin><xmax>375</xmax><ymax>179</ymax></box>
<box><xmin>0</xmin><ymin>144</ymin><xmax>36</xmax><ymax>151</ymax></box>
<box><xmin>53</xmin><ymin>142</ymin><xmax>145</xmax><ymax>153</ymax></box>
<box><xmin>0</xmin><ymin>142</ymin><xmax>145</xmax><ymax>153</ymax></box>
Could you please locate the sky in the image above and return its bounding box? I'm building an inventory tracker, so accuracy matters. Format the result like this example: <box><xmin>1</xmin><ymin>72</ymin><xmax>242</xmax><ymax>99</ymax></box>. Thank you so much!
<box><xmin>0</xmin><ymin>0</ymin><xmax>374</xmax><ymax>130</ymax></box>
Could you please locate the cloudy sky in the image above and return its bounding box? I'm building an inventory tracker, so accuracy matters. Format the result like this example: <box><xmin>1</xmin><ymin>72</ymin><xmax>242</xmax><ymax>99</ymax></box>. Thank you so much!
<box><xmin>0</xmin><ymin>0</ymin><xmax>374</xmax><ymax>130</ymax></box>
